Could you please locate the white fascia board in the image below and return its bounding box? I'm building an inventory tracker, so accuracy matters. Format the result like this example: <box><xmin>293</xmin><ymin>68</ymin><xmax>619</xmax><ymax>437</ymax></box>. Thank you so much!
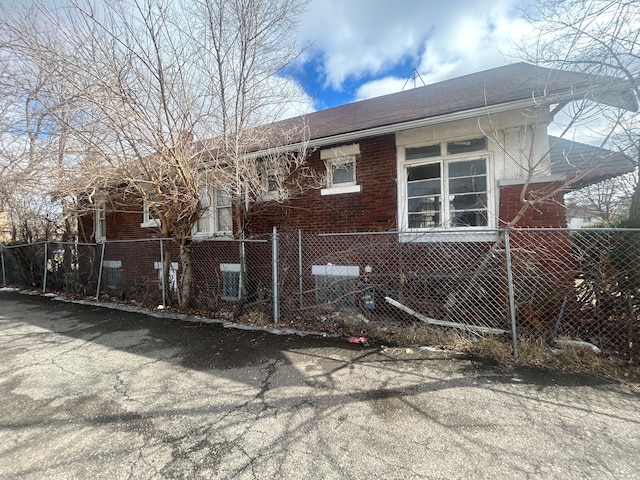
<box><xmin>320</xmin><ymin>143</ymin><xmax>360</xmax><ymax>159</ymax></box>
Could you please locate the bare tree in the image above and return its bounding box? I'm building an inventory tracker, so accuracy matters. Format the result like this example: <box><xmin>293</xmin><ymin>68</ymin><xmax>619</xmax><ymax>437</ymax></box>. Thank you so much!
<box><xmin>0</xmin><ymin>17</ymin><xmax>72</xmax><ymax>244</ymax></box>
<box><xmin>516</xmin><ymin>0</ymin><xmax>640</xmax><ymax>224</ymax></box>
<box><xmin>0</xmin><ymin>0</ymin><xmax>312</xmax><ymax>306</ymax></box>
<box><xmin>566</xmin><ymin>171</ymin><xmax>636</xmax><ymax>225</ymax></box>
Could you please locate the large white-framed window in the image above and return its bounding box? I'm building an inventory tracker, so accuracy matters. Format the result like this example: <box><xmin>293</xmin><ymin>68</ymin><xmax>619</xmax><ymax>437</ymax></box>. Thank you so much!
<box><xmin>194</xmin><ymin>186</ymin><xmax>233</xmax><ymax>236</ymax></box>
<box><xmin>95</xmin><ymin>202</ymin><xmax>106</xmax><ymax>242</ymax></box>
<box><xmin>399</xmin><ymin>137</ymin><xmax>495</xmax><ymax>239</ymax></box>
<box><xmin>320</xmin><ymin>144</ymin><xmax>361</xmax><ymax>196</ymax></box>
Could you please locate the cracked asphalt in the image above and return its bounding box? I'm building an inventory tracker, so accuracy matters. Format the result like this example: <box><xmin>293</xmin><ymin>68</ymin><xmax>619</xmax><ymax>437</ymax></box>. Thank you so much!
<box><xmin>1</xmin><ymin>290</ymin><xmax>639</xmax><ymax>479</ymax></box>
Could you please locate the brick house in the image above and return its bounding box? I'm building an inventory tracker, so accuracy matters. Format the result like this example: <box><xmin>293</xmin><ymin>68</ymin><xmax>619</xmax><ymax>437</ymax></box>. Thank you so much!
<box><xmin>84</xmin><ymin>63</ymin><xmax>636</xmax><ymax>321</ymax></box>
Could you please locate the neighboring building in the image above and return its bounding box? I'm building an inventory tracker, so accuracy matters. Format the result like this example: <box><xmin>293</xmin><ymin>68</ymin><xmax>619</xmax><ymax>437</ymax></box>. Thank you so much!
<box><xmin>0</xmin><ymin>207</ymin><xmax>10</xmax><ymax>243</ymax></box>
<box><xmin>82</xmin><ymin>63</ymin><xmax>637</xmax><ymax>317</ymax></box>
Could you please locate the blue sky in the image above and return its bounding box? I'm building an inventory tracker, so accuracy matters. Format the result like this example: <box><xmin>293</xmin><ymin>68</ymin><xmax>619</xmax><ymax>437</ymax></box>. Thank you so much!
<box><xmin>289</xmin><ymin>0</ymin><xmax>535</xmax><ymax>111</ymax></box>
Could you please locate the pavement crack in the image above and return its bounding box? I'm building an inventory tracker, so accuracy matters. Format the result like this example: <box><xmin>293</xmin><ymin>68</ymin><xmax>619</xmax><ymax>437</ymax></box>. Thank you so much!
<box><xmin>255</xmin><ymin>359</ymin><xmax>278</xmax><ymax>409</ymax></box>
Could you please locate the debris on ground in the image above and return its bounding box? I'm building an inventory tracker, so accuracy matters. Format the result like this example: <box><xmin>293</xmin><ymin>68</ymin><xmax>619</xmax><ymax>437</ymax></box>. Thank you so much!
<box><xmin>348</xmin><ymin>336</ymin><xmax>368</xmax><ymax>344</ymax></box>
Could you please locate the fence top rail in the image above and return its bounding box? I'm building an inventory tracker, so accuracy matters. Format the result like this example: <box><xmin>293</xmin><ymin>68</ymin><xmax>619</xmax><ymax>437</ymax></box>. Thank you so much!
<box><xmin>102</xmin><ymin>236</ymin><xmax>269</xmax><ymax>244</ymax></box>
<box><xmin>1</xmin><ymin>241</ymin><xmax>49</xmax><ymax>248</ymax></box>
<box><xmin>317</xmin><ymin>227</ymin><xmax>640</xmax><ymax>237</ymax></box>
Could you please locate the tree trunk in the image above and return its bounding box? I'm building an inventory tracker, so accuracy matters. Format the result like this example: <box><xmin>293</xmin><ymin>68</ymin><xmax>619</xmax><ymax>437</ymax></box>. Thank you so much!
<box><xmin>178</xmin><ymin>239</ymin><xmax>192</xmax><ymax>308</ymax></box>
<box><xmin>628</xmin><ymin>179</ymin><xmax>640</xmax><ymax>227</ymax></box>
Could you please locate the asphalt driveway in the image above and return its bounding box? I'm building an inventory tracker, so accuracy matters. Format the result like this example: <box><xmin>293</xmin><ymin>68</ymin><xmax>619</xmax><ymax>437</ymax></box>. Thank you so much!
<box><xmin>1</xmin><ymin>289</ymin><xmax>639</xmax><ymax>479</ymax></box>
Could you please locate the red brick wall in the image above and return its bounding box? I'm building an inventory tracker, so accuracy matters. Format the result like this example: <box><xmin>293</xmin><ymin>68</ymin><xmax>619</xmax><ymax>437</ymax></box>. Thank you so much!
<box><xmin>499</xmin><ymin>182</ymin><xmax>567</xmax><ymax>228</ymax></box>
<box><xmin>249</xmin><ymin>134</ymin><xmax>398</xmax><ymax>235</ymax></box>
<box><xmin>499</xmin><ymin>182</ymin><xmax>575</xmax><ymax>331</ymax></box>
<box><xmin>107</xmin><ymin>193</ymin><xmax>162</xmax><ymax>241</ymax></box>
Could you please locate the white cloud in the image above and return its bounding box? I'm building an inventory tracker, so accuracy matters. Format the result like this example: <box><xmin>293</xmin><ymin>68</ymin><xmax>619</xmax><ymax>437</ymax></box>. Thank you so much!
<box><xmin>354</xmin><ymin>77</ymin><xmax>408</xmax><ymax>101</ymax></box>
<box><xmin>298</xmin><ymin>0</ymin><xmax>537</xmax><ymax>98</ymax></box>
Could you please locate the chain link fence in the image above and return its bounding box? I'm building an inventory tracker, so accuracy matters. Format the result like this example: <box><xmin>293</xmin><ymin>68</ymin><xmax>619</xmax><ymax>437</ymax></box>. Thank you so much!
<box><xmin>2</xmin><ymin>228</ymin><xmax>638</xmax><ymax>363</ymax></box>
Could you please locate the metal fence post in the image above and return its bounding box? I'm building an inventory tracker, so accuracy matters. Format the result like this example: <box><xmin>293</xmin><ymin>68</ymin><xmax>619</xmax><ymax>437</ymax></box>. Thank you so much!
<box><xmin>298</xmin><ymin>229</ymin><xmax>303</xmax><ymax>309</ymax></box>
<box><xmin>43</xmin><ymin>242</ymin><xmax>48</xmax><ymax>293</ymax></box>
<box><xmin>95</xmin><ymin>242</ymin><xmax>106</xmax><ymax>300</ymax></box>
<box><xmin>1</xmin><ymin>245</ymin><xmax>6</xmax><ymax>287</ymax></box>
<box><xmin>160</xmin><ymin>238</ymin><xmax>166</xmax><ymax>308</ymax></box>
<box><xmin>504</xmin><ymin>228</ymin><xmax>519</xmax><ymax>360</ymax></box>
<box><xmin>272</xmin><ymin>226</ymin><xmax>279</xmax><ymax>324</ymax></box>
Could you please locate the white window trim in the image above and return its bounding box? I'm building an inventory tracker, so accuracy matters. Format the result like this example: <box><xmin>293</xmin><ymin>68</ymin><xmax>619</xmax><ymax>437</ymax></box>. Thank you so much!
<box><xmin>141</xmin><ymin>198</ymin><xmax>161</xmax><ymax>228</ymax></box>
<box><xmin>320</xmin><ymin>144</ymin><xmax>362</xmax><ymax>196</ymax></box>
<box><xmin>312</xmin><ymin>264</ymin><xmax>360</xmax><ymax>277</ymax></box>
<box><xmin>154</xmin><ymin>261</ymin><xmax>178</xmax><ymax>292</ymax></box>
<box><xmin>193</xmin><ymin>186</ymin><xmax>233</xmax><ymax>238</ymax></box>
<box><xmin>398</xmin><ymin>139</ymin><xmax>497</xmax><ymax>243</ymax></box>
<box><xmin>260</xmin><ymin>168</ymin><xmax>284</xmax><ymax>201</ymax></box>
<box><xmin>95</xmin><ymin>201</ymin><xmax>106</xmax><ymax>242</ymax></box>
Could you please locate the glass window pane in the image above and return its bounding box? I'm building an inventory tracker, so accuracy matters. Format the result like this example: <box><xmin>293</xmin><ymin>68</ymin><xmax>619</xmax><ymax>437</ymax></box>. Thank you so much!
<box><xmin>148</xmin><ymin>205</ymin><xmax>160</xmax><ymax>220</ymax></box>
<box><xmin>450</xmin><ymin>193</ymin><xmax>487</xmax><ymax>210</ymax></box>
<box><xmin>316</xmin><ymin>276</ymin><xmax>355</xmax><ymax>307</ymax></box>
<box><xmin>407</xmin><ymin>163</ymin><xmax>440</xmax><ymax>181</ymax></box>
<box><xmin>267</xmin><ymin>175</ymin><xmax>279</xmax><ymax>192</ymax></box>
<box><xmin>450</xmin><ymin>210</ymin><xmax>488</xmax><ymax>227</ymax></box>
<box><xmin>406</xmin><ymin>144</ymin><xmax>441</xmax><ymax>160</ymax></box>
<box><xmin>216</xmin><ymin>191</ymin><xmax>231</xmax><ymax>207</ymax></box>
<box><xmin>409</xmin><ymin>212</ymin><xmax>441</xmax><ymax>228</ymax></box>
<box><xmin>103</xmin><ymin>267</ymin><xmax>120</xmax><ymax>289</ymax></box>
<box><xmin>448</xmin><ymin>159</ymin><xmax>486</xmax><ymax>177</ymax></box>
<box><xmin>332</xmin><ymin>161</ymin><xmax>354</xmax><ymax>184</ymax></box>
<box><xmin>449</xmin><ymin>176</ymin><xmax>487</xmax><ymax>194</ymax></box>
<box><xmin>447</xmin><ymin>138</ymin><xmax>487</xmax><ymax>155</ymax></box>
<box><xmin>223</xmin><ymin>271</ymin><xmax>240</xmax><ymax>298</ymax></box>
<box><xmin>217</xmin><ymin>206</ymin><xmax>232</xmax><ymax>232</ymax></box>
<box><xmin>408</xmin><ymin>197</ymin><xmax>439</xmax><ymax>213</ymax></box>
<box><xmin>408</xmin><ymin>179</ymin><xmax>441</xmax><ymax>197</ymax></box>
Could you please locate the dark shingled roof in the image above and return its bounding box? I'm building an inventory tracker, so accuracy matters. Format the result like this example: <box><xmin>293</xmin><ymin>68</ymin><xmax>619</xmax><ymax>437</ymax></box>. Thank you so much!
<box><xmin>267</xmin><ymin>62</ymin><xmax>637</xmax><ymax>145</ymax></box>
<box><xmin>549</xmin><ymin>136</ymin><xmax>635</xmax><ymax>189</ymax></box>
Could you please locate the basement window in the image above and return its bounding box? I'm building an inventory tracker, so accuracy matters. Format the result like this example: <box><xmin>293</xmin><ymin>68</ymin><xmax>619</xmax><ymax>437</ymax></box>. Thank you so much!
<box><xmin>312</xmin><ymin>264</ymin><xmax>360</xmax><ymax>308</ymax></box>
<box><xmin>101</xmin><ymin>260</ymin><xmax>121</xmax><ymax>289</ymax></box>
<box><xmin>220</xmin><ymin>263</ymin><xmax>241</xmax><ymax>300</ymax></box>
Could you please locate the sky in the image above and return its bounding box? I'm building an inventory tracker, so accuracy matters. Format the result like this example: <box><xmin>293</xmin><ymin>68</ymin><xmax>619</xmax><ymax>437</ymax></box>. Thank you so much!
<box><xmin>288</xmin><ymin>0</ymin><xmax>536</xmax><ymax>112</ymax></box>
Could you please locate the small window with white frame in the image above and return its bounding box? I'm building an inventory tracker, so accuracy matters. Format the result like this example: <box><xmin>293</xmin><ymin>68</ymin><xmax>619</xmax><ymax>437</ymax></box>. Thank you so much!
<box><xmin>320</xmin><ymin>144</ymin><xmax>361</xmax><ymax>196</ymax></box>
<box><xmin>401</xmin><ymin>137</ymin><xmax>494</xmax><ymax>239</ymax></box>
<box><xmin>195</xmin><ymin>186</ymin><xmax>233</xmax><ymax>236</ymax></box>
<box><xmin>141</xmin><ymin>194</ymin><xmax>161</xmax><ymax>228</ymax></box>
<box><xmin>260</xmin><ymin>168</ymin><xmax>283</xmax><ymax>201</ymax></box>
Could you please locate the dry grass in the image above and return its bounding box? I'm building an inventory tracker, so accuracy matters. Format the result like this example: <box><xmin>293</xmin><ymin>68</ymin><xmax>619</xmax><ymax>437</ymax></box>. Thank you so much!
<box><xmin>272</xmin><ymin>309</ymin><xmax>640</xmax><ymax>385</ymax></box>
